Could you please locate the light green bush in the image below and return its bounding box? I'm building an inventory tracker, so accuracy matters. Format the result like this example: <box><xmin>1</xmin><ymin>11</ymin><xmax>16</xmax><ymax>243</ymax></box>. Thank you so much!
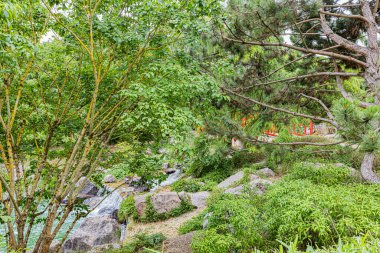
<box><xmin>261</xmin><ymin>179</ymin><xmax>380</xmax><ymax>249</ymax></box>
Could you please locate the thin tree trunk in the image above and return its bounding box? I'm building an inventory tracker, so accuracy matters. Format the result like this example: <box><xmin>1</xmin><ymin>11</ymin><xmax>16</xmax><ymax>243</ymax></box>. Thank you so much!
<box><xmin>361</xmin><ymin>153</ymin><xmax>380</xmax><ymax>183</ymax></box>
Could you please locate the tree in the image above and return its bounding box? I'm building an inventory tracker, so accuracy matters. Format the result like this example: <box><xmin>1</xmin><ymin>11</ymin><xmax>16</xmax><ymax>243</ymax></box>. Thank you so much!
<box><xmin>220</xmin><ymin>0</ymin><xmax>380</xmax><ymax>183</ymax></box>
<box><xmin>0</xmin><ymin>0</ymin><xmax>219</xmax><ymax>252</ymax></box>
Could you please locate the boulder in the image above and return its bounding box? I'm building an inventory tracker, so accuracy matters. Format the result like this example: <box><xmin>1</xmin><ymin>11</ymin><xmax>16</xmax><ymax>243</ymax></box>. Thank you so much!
<box><xmin>163</xmin><ymin>232</ymin><xmax>195</xmax><ymax>253</ymax></box>
<box><xmin>49</xmin><ymin>240</ymin><xmax>63</xmax><ymax>253</ymax></box>
<box><xmin>151</xmin><ymin>192</ymin><xmax>181</xmax><ymax>214</ymax></box>
<box><xmin>63</xmin><ymin>216</ymin><xmax>120</xmax><ymax>252</ymax></box>
<box><xmin>134</xmin><ymin>194</ymin><xmax>149</xmax><ymax>216</ymax></box>
<box><xmin>76</xmin><ymin>177</ymin><xmax>99</xmax><ymax>199</ymax></box>
<box><xmin>217</xmin><ymin>171</ymin><xmax>244</xmax><ymax>189</ymax></box>
<box><xmin>83</xmin><ymin>197</ymin><xmax>103</xmax><ymax>210</ymax></box>
<box><xmin>255</xmin><ymin>168</ymin><xmax>276</xmax><ymax>177</ymax></box>
<box><xmin>88</xmin><ymin>243</ymin><xmax>121</xmax><ymax>253</ymax></box>
<box><xmin>189</xmin><ymin>191</ymin><xmax>210</xmax><ymax>208</ymax></box>
<box><xmin>104</xmin><ymin>174</ymin><xmax>116</xmax><ymax>183</ymax></box>
<box><xmin>224</xmin><ymin>185</ymin><xmax>243</xmax><ymax>195</ymax></box>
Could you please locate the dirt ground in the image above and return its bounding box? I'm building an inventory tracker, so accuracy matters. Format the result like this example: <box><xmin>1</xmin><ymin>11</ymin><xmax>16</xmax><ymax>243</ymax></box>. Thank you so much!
<box><xmin>124</xmin><ymin>207</ymin><xmax>205</xmax><ymax>241</ymax></box>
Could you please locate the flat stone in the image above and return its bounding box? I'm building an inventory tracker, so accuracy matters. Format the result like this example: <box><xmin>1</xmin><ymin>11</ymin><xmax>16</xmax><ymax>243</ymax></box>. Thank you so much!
<box><xmin>189</xmin><ymin>191</ymin><xmax>210</xmax><ymax>208</ymax></box>
<box><xmin>104</xmin><ymin>174</ymin><xmax>116</xmax><ymax>183</ymax></box>
<box><xmin>255</xmin><ymin>168</ymin><xmax>275</xmax><ymax>177</ymax></box>
<box><xmin>217</xmin><ymin>171</ymin><xmax>244</xmax><ymax>189</ymax></box>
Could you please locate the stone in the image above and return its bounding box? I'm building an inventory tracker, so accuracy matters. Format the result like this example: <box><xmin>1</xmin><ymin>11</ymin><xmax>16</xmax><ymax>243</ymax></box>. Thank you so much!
<box><xmin>162</xmin><ymin>162</ymin><xmax>170</xmax><ymax>169</ymax></box>
<box><xmin>202</xmin><ymin>212</ymin><xmax>212</xmax><ymax>229</ymax></box>
<box><xmin>63</xmin><ymin>216</ymin><xmax>120</xmax><ymax>252</ymax></box>
<box><xmin>134</xmin><ymin>194</ymin><xmax>149</xmax><ymax>216</ymax></box>
<box><xmin>249</xmin><ymin>178</ymin><xmax>272</xmax><ymax>192</ymax></box>
<box><xmin>159</xmin><ymin>148</ymin><xmax>168</xmax><ymax>154</ymax></box>
<box><xmin>217</xmin><ymin>171</ymin><xmax>244</xmax><ymax>189</ymax></box>
<box><xmin>151</xmin><ymin>192</ymin><xmax>181</xmax><ymax>214</ymax></box>
<box><xmin>146</xmin><ymin>148</ymin><xmax>152</xmax><ymax>155</ymax></box>
<box><xmin>225</xmin><ymin>185</ymin><xmax>243</xmax><ymax>195</ymax></box>
<box><xmin>189</xmin><ymin>191</ymin><xmax>210</xmax><ymax>208</ymax></box>
<box><xmin>163</xmin><ymin>232</ymin><xmax>195</xmax><ymax>253</ymax></box>
<box><xmin>76</xmin><ymin>177</ymin><xmax>99</xmax><ymax>199</ymax></box>
<box><xmin>88</xmin><ymin>243</ymin><xmax>121</xmax><ymax>253</ymax></box>
<box><xmin>104</xmin><ymin>174</ymin><xmax>116</xmax><ymax>183</ymax></box>
<box><xmin>255</xmin><ymin>168</ymin><xmax>276</xmax><ymax>177</ymax></box>
<box><xmin>83</xmin><ymin>197</ymin><xmax>103</xmax><ymax>210</ymax></box>
<box><xmin>49</xmin><ymin>240</ymin><xmax>63</xmax><ymax>253</ymax></box>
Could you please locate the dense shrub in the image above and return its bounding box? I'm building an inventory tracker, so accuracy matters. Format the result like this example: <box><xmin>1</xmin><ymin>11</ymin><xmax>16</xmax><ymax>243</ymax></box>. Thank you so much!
<box><xmin>188</xmin><ymin>135</ymin><xmax>232</xmax><ymax>177</ymax></box>
<box><xmin>261</xmin><ymin>179</ymin><xmax>380</xmax><ymax>249</ymax></box>
<box><xmin>182</xmin><ymin>193</ymin><xmax>262</xmax><ymax>252</ymax></box>
<box><xmin>286</xmin><ymin>162</ymin><xmax>361</xmax><ymax>185</ymax></box>
<box><xmin>231</xmin><ymin>148</ymin><xmax>266</xmax><ymax>168</ymax></box>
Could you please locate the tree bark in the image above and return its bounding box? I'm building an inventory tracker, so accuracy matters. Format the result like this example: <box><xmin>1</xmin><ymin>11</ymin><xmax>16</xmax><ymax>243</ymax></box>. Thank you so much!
<box><xmin>360</xmin><ymin>153</ymin><xmax>380</xmax><ymax>183</ymax></box>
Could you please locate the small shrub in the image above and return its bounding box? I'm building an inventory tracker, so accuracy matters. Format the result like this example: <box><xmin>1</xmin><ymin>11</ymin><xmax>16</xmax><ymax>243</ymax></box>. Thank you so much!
<box><xmin>171</xmin><ymin>178</ymin><xmax>217</xmax><ymax>193</ymax></box>
<box><xmin>231</xmin><ymin>149</ymin><xmax>266</xmax><ymax>168</ymax></box>
<box><xmin>188</xmin><ymin>135</ymin><xmax>232</xmax><ymax>177</ymax></box>
<box><xmin>118</xmin><ymin>195</ymin><xmax>138</xmax><ymax>222</ymax></box>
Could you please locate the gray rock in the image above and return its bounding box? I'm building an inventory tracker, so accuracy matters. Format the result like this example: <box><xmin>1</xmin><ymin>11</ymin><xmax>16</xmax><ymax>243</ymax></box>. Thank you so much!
<box><xmin>231</xmin><ymin>137</ymin><xmax>244</xmax><ymax>150</ymax></box>
<box><xmin>151</xmin><ymin>192</ymin><xmax>181</xmax><ymax>214</ymax></box>
<box><xmin>256</xmin><ymin>168</ymin><xmax>276</xmax><ymax>177</ymax></box>
<box><xmin>225</xmin><ymin>185</ymin><xmax>243</xmax><ymax>195</ymax></box>
<box><xmin>146</xmin><ymin>148</ymin><xmax>152</xmax><ymax>155</ymax></box>
<box><xmin>202</xmin><ymin>212</ymin><xmax>212</xmax><ymax>229</ymax></box>
<box><xmin>163</xmin><ymin>232</ymin><xmax>194</xmax><ymax>253</ymax></box>
<box><xmin>134</xmin><ymin>194</ymin><xmax>149</xmax><ymax>216</ymax></box>
<box><xmin>217</xmin><ymin>171</ymin><xmax>244</xmax><ymax>189</ymax></box>
<box><xmin>104</xmin><ymin>174</ymin><xmax>116</xmax><ymax>183</ymax></box>
<box><xmin>159</xmin><ymin>148</ymin><xmax>168</xmax><ymax>154</ymax></box>
<box><xmin>88</xmin><ymin>243</ymin><xmax>121</xmax><ymax>253</ymax></box>
<box><xmin>162</xmin><ymin>162</ymin><xmax>170</xmax><ymax>169</ymax></box>
<box><xmin>76</xmin><ymin>177</ymin><xmax>99</xmax><ymax>199</ymax></box>
<box><xmin>189</xmin><ymin>191</ymin><xmax>210</xmax><ymax>208</ymax></box>
<box><xmin>83</xmin><ymin>197</ymin><xmax>103</xmax><ymax>210</ymax></box>
<box><xmin>63</xmin><ymin>216</ymin><xmax>120</xmax><ymax>252</ymax></box>
<box><xmin>49</xmin><ymin>240</ymin><xmax>63</xmax><ymax>253</ymax></box>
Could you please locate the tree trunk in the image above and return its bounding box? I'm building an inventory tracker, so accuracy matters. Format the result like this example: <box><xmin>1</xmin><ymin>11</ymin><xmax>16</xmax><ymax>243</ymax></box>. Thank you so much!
<box><xmin>360</xmin><ymin>152</ymin><xmax>380</xmax><ymax>183</ymax></box>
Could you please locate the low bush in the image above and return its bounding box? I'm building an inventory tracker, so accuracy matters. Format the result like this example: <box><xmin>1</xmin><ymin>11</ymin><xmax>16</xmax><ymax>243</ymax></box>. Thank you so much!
<box><xmin>171</xmin><ymin>178</ymin><xmax>217</xmax><ymax>193</ymax></box>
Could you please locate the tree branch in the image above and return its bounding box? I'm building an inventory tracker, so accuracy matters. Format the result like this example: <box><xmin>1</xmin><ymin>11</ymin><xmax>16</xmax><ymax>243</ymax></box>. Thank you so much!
<box><xmin>222</xmin><ymin>87</ymin><xmax>339</xmax><ymax>128</ymax></box>
<box><xmin>300</xmin><ymin>93</ymin><xmax>334</xmax><ymax>120</ymax></box>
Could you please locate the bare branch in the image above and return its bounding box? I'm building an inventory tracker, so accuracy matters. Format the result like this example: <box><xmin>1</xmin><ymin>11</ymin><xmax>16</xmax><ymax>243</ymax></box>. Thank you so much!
<box><xmin>222</xmin><ymin>36</ymin><xmax>367</xmax><ymax>66</ymax></box>
<box><xmin>320</xmin><ymin>9</ymin><xmax>369</xmax><ymax>23</ymax></box>
<box><xmin>300</xmin><ymin>93</ymin><xmax>334</xmax><ymax>120</ymax></box>
<box><xmin>320</xmin><ymin>10</ymin><xmax>368</xmax><ymax>56</ymax></box>
<box><xmin>246</xmin><ymin>136</ymin><xmax>345</xmax><ymax>146</ymax></box>
<box><xmin>242</xmin><ymin>72</ymin><xmax>360</xmax><ymax>91</ymax></box>
<box><xmin>222</xmin><ymin>87</ymin><xmax>339</xmax><ymax>128</ymax></box>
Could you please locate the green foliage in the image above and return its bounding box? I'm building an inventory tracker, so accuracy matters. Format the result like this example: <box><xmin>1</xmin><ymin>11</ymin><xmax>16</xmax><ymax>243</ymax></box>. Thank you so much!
<box><xmin>192</xmin><ymin>229</ymin><xmax>241</xmax><ymax>253</ymax></box>
<box><xmin>286</xmin><ymin>162</ymin><xmax>360</xmax><ymax>186</ymax></box>
<box><xmin>183</xmin><ymin>193</ymin><xmax>262</xmax><ymax>252</ymax></box>
<box><xmin>261</xmin><ymin>179</ymin><xmax>380</xmax><ymax>249</ymax></box>
<box><xmin>188</xmin><ymin>135</ymin><xmax>232</xmax><ymax>178</ymax></box>
<box><xmin>171</xmin><ymin>178</ymin><xmax>217</xmax><ymax>193</ymax></box>
<box><xmin>118</xmin><ymin>196</ymin><xmax>138</xmax><ymax>223</ymax></box>
<box><xmin>105</xmin><ymin>233</ymin><xmax>165</xmax><ymax>253</ymax></box>
<box><xmin>231</xmin><ymin>148</ymin><xmax>266</xmax><ymax>168</ymax></box>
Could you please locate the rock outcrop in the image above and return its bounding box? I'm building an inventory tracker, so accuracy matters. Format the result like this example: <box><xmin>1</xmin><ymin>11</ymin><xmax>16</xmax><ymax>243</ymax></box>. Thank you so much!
<box><xmin>63</xmin><ymin>216</ymin><xmax>120</xmax><ymax>252</ymax></box>
<box><xmin>163</xmin><ymin>232</ymin><xmax>195</xmax><ymax>253</ymax></box>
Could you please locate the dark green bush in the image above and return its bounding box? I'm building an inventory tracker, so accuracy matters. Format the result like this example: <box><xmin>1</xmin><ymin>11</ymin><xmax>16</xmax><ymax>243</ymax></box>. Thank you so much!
<box><xmin>188</xmin><ymin>135</ymin><xmax>232</xmax><ymax>177</ymax></box>
<box><xmin>231</xmin><ymin>148</ymin><xmax>266</xmax><ymax>168</ymax></box>
<box><xmin>118</xmin><ymin>195</ymin><xmax>138</xmax><ymax>222</ymax></box>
